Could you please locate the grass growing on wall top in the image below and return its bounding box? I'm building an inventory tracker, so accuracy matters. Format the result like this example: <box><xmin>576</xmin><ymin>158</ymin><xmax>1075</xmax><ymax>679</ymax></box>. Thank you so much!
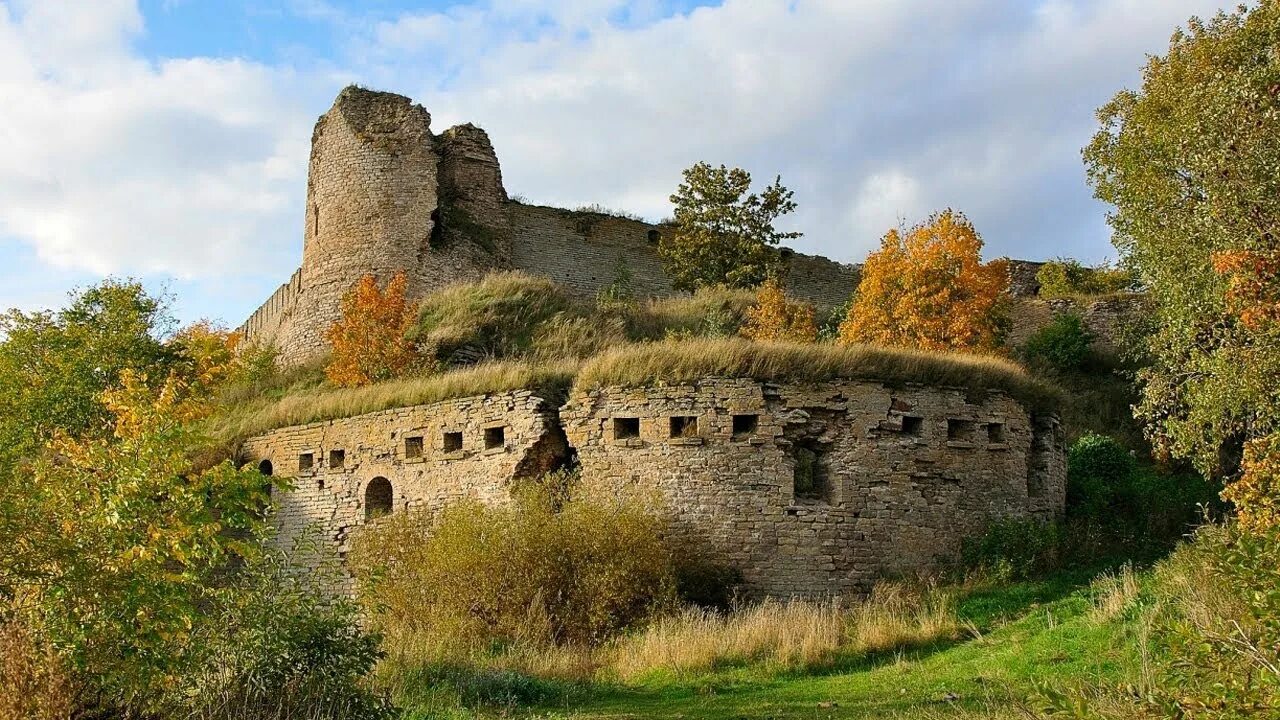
<box><xmin>410</xmin><ymin>271</ymin><xmax>571</xmax><ymax>359</ymax></box>
<box><xmin>574</xmin><ymin>338</ymin><xmax>1062</xmax><ymax>411</ymax></box>
<box><xmin>205</xmin><ymin>359</ymin><xmax>578</xmax><ymax>445</ymax></box>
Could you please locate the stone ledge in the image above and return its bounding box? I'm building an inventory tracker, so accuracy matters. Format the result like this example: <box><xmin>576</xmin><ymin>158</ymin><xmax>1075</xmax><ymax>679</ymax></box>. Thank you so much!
<box><xmin>945</xmin><ymin>440</ymin><xmax>976</xmax><ymax>449</ymax></box>
<box><xmin>668</xmin><ymin>437</ymin><xmax>705</xmax><ymax>447</ymax></box>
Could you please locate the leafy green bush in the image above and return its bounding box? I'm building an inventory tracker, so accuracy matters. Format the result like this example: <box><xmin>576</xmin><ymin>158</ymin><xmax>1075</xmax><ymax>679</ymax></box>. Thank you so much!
<box><xmin>1064</xmin><ymin>434</ymin><xmax>1217</xmax><ymax>561</ymax></box>
<box><xmin>1022</xmin><ymin>313</ymin><xmax>1095</xmax><ymax>373</ymax></box>
<box><xmin>350</xmin><ymin>476</ymin><xmax>677</xmax><ymax>651</ymax></box>
<box><xmin>1036</xmin><ymin>258</ymin><xmax>1134</xmax><ymax>298</ymax></box>
<box><xmin>961</xmin><ymin>518</ymin><xmax>1062</xmax><ymax>581</ymax></box>
<box><xmin>182</xmin><ymin>547</ymin><xmax>389</xmax><ymax>720</ymax></box>
<box><xmin>1067</xmin><ymin>433</ymin><xmax>1138</xmax><ymax>519</ymax></box>
<box><xmin>1146</xmin><ymin>523</ymin><xmax>1280</xmax><ymax>716</ymax></box>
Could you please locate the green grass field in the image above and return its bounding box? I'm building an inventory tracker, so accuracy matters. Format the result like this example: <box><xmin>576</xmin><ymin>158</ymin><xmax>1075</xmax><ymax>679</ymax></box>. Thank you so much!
<box><xmin>394</xmin><ymin>569</ymin><xmax>1141</xmax><ymax>720</ymax></box>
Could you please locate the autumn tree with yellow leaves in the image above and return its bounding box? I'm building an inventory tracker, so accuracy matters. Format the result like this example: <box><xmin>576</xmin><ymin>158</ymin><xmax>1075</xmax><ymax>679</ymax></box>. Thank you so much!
<box><xmin>838</xmin><ymin>210</ymin><xmax>1009</xmax><ymax>352</ymax></box>
<box><xmin>740</xmin><ymin>277</ymin><xmax>817</xmax><ymax>343</ymax></box>
<box><xmin>325</xmin><ymin>272</ymin><xmax>427</xmax><ymax>387</ymax></box>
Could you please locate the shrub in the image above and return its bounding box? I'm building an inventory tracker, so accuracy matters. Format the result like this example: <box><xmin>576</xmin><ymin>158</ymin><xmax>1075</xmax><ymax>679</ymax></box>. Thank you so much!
<box><xmin>672</xmin><ymin>557</ymin><xmax>744</xmax><ymax>611</ymax></box>
<box><xmin>326</xmin><ymin>272</ymin><xmax>427</xmax><ymax>387</ymax></box>
<box><xmin>411</xmin><ymin>271</ymin><xmax>570</xmax><ymax>361</ymax></box>
<box><xmin>961</xmin><ymin>518</ymin><xmax>1062</xmax><ymax>581</ymax></box>
<box><xmin>1022</xmin><ymin>312</ymin><xmax>1094</xmax><ymax>373</ymax></box>
<box><xmin>180</xmin><ymin>547</ymin><xmax>389</xmax><ymax>720</ymax></box>
<box><xmin>740</xmin><ymin>277</ymin><xmax>817</xmax><ymax>343</ymax></box>
<box><xmin>1067</xmin><ymin>433</ymin><xmax>1138</xmax><ymax>519</ymax></box>
<box><xmin>350</xmin><ymin>477</ymin><xmax>677</xmax><ymax>653</ymax></box>
<box><xmin>1036</xmin><ymin>258</ymin><xmax>1134</xmax><ymax>298</ymax></box>
<box><xmin>1147</xmin><ymin>523</ymin><xmax>1280</xmax><ymax>716</ymax></box>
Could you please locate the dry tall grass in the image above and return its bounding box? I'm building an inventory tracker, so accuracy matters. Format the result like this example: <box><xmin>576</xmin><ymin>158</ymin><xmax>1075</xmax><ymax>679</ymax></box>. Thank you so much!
<box><xmin>1089</xmin><ymin>564</ymin><xmax>1141</xmax><ymax>621</ymax></box>
<box><xmin>607</xmin><ymin>583</ymin><xmax>959</xmax><ymax>680</ymax></box>
<box><xmin>0</xmin><ymin>619</ymin><xmax>75</xmax><ymax>720</ymax></box>
<box><xmin>575</xmin><ymin>338</ymin><xmax>1061</xmax><ymax>411</ymax></box>
<box><xmin>207</xmin><ymin>359</ymin><xmax>579</xmax><ymax>445</ymax></box>
<box><xmin>411</xmin><ymin>272</ymin><xmax>570</xmax><ymax>358</ymax></box>
<box><xmin>624</xmin><ymin>287</ymin><xmax>757</xmax><ymax>340</ymax></box>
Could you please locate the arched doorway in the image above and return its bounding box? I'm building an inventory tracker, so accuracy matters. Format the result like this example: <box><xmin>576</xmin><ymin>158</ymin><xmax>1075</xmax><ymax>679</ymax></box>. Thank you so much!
<box><xmin>365</xmin><ymin>477</ymin><xmax>393</xmax><ymax>521</ymax></box>
<box><xmin>258</xmin><ymin>459</ymin><xmax>273</xmax><ymax>476</ymax></box>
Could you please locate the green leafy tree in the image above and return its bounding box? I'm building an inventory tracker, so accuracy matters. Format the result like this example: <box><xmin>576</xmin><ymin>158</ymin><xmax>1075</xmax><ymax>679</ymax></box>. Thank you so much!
<box><xmin>1083</xmin><ymin>4</ymin><xmax>1280</xmax><ymax>477</ymax></box>
<box><xmin>659</xmin><ymin>162</ymin><xmax>801</xmax><ymax>291</ymax></box>
<box><xmin>0</xmin><ymin>279</ymin><xmax>175</xmax><ymax>464</ymax></box>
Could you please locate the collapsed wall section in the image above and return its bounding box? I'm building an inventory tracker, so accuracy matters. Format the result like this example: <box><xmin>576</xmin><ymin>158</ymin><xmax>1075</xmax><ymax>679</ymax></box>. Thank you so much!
<box><xmin>560</xmin><ymin>378</ymin><xmax>1064</xmax><ymax>599</ymax></box>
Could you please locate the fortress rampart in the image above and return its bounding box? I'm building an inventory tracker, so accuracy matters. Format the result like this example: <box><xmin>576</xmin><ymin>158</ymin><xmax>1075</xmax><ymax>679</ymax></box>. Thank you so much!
<box><xmin>242</xmin><ymin>376</ymin><xmax>1065</xmax><ymax>599</ymax></box>
<box><xmin>237</xmin><ymin>86</ymin><xmax>861</xmax><ymax>364</ymax></box>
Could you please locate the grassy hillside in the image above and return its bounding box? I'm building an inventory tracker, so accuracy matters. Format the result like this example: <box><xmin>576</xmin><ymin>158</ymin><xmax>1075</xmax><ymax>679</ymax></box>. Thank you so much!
<box><xmin>385</xmin><ymin>566</ymin><xmax>1146</xmax><ymax>719</ymax></box>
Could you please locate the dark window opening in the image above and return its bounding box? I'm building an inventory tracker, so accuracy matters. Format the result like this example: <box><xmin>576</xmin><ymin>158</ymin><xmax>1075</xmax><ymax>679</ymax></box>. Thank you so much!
<box><xmin>298</xmin><ymin>453</ymin><xmax>314</xmax><ymax>472</ymax></box>
<box><xmin>485</xmin><ymin>426</ymin><xmax>506</xmax><ymax>450</ymax></box>
<box><xmin>257</xmin><ymin>459</ymin><xmax>273</xmax><ymax>476</ymax></box>
<box><xmin>614</xmin><ymin>417</ymin><xmax>640</xmax><ymax>440</ymax></box>
<box><xmin>317</xmin><ymin>479</ymin><xmax>325</xmax><ymax>490</ymax></box>
<box><xmin>793</xmin><ymin>443</ymin><xmax>830</xmax><ymax>501</ymax></box>
<box><xmin>443</xmin><ymin>431</ymin><xmax>463</xmax><ymax>453</ymax></box>
<box><xmin>646</xmin><ymin>229</ymin><xmax>661</xmax><ymax>245</ymax></box>
<box><xmin>987</xmin><ymin>423</ymin><xmax>1006</xmax><ymax>443</ymax></box>
<box><xmin>329</xmin><ymin>449</ymin><xmax>345</xmax><ymax>469</ymax></box>
<box><xmin>670</xmin><ymin>416</ymin><xmax>699</xmax><ymax>438</ymax></box>
<box><xmin>902</xmin><ymin>416</ymin><xmax>924</xmax><ymax>436</ymax></box>
<box><xmin>405</xmin><ymin>436</ymin><xmax>424</xmax><ymax>459</ymax></box>
<box><xmin>365</xmin><ymin>477</ymin><xmax>393</xmax><ymax>521</ymax></box>
<box><xmin>313</xmin><ymin>204</ymin><xmax>320</xmax><ymax>237</ymax></box>
<box><xmin>947</xmin><ymin>419</ymin><xmax>976</xmax><ymax>442</ymax></box>
<box><xmin>731</xmin><ymin>414</ymin><xmax>758</xmax><ymax>439</ymax></box>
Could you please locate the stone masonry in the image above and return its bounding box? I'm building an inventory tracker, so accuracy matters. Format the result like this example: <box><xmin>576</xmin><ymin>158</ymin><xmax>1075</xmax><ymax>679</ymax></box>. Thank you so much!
<box><xmin>238</xmin><ymin>86</ymin><xmax>1082</xmax><ymax>367</ymax></box>
<box><xmin>241</xmin><ymin>390</ymin><xmax>567</xmax><ymax>567</ymax></box>
<box><xmin>243</xmin><ymin>377</ymin><xmax>1065</xmax><ymax>600</ymax></box>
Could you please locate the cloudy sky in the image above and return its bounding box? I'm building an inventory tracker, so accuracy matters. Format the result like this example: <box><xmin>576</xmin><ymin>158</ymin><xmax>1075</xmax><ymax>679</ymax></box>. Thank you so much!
<box><xmin>0</xmin><ymin>0</ymin><xmax>1237</xmax><ymax>325</ymax></box>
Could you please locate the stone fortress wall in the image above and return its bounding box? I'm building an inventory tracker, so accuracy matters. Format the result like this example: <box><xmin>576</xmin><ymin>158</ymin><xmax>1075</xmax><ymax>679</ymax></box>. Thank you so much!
<box><xmin>238</xmin><ymin>85</ymin><xmax>1107</xmax><ymax>365</ymax></box>
<box><xmin>238</xmin><ymin>86</ymin><xmax>862</xmax><ymax>364</ymax></box>
<box><xmin>241</xmin><ymin>390</ymin><xmax>567</xmax><ymax>563</ymax></box>
<box><xmin>242</xmin><ymin>378</ymin><xmax>1065</xmax><ymax>599</ymax></box>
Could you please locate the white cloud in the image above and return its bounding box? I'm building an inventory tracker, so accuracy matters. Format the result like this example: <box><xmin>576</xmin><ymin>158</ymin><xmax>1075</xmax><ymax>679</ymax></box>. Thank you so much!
<box><xmin>0</xmin><ymin>0</ymin><xmax>1239</xmax><ymax>300</ymax></box>
<box><xmin>353</xmin><ymin>0</ymin><xmax>1227</xmax><ymax>263</ymax></box>
<box><xmin>848</xmin><ymin>170</ymin><xmax>924</xmax><ymax>243</ymax></box>
<box><xmin>0</xmin><ymin>0</ymin><xmax>319</xmax><ymax>278</ymax></box>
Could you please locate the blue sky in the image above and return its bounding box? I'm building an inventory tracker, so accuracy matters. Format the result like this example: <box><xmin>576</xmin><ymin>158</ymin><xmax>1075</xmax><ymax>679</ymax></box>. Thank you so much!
<box><xmin>0</xmin><ymin>0</ymin><xmax>1236</xmax><ymax>328</ymax></box>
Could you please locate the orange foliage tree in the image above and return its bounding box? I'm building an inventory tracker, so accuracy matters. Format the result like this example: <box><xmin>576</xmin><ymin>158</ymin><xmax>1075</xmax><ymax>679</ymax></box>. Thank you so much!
<box><xmin>1212</xmin><ymin>249</ymin><xmax>1280</xmax><ymax>530</ymax></box>
<box><xmin>838</xmin><ymin>210</ymin><xmax>1010</xmax><ymax>352</ymax></box>
<box><xmin>325</xmin><ymin>272</ymin><xmax>425</xmax><ymax>387</ymax></box>
<box><xmin>740</xmin><ymin>277</ymin><xmax>817</xmax><ymax>343</ymax></box>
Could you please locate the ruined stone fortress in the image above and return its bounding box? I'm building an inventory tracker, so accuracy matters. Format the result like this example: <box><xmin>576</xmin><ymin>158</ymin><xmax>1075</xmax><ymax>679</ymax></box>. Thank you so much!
<box><xmin>238</xmin><ymin>86</ymin><xmax>1067</xmax><ymax>599</ymax></box>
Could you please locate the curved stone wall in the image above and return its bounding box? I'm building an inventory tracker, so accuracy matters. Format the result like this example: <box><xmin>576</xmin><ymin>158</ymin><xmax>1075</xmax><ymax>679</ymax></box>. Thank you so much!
<box><xmin>243</xmin><ymin>375</ymin><xmax>1066</xmax><ymax>599</ymax></box>
<box><xmin>560</xmin><ymin>378</ymin><xmax>1065</xmax><ymax>599</ymax></box>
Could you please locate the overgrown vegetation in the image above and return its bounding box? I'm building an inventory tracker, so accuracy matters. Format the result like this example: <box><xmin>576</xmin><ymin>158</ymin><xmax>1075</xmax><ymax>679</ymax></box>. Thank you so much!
<box><xmin>575</xmin><ymin>337</ymin><xmax>1061</xmax><ymax>412</ymax></box>
<box><xmin>1035</xmin><ymin>258</ymin><xmax>1135</xmax><ymax>299</ymax></box>
<box><xmin>0</xmin><ymin>282</ymin><xmax>385</xmax><ymax>718</ymax></box>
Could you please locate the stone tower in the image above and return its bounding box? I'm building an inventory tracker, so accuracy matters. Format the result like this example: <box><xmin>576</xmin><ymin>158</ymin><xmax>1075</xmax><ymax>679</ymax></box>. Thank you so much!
<box><xmin>263</xmin><ymin>86</ymin><xmax>509</xmax><ymax>363</ymax></box>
